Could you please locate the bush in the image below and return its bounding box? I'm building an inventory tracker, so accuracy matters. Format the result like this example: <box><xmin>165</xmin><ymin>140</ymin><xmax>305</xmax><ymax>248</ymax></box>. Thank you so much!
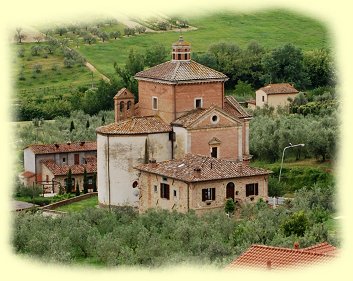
<box><xmin>14</xmin><ymin>183</ymin><xmax>42</xmax><ymax>198</ymax></box>
<box><xmin>33</xmin><ymin>63</ymin><xmax>42</xmax><ymax>73</ymax></box>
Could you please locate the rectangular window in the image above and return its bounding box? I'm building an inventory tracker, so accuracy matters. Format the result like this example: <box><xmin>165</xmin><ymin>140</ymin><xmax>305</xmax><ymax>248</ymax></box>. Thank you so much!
<box><xmin>152</xmin><ymin>97</ymin><xmax>158</xmax><ymax>110</ymax></box>
<box><xmin>211</xmin><ymin>147</ymin><xmax>218</xmax><ymax>158</ymax></box>
<box><xmin>74</xmin><ymin>154</ymin><xmax>79</xmax><ymax>165</ymax></box>
<box><xmin>246</xmin><ymin>183</ymin><xmax>259</xmax><ymax>197</ymax></box>
<box><xmin>88</xmin><ymin>178</ymin><xmax>93</xmax><ymax>185</ymax></box>
<box><xmin>202</xmin><ymin>188</ymin><xmax>216</xmax><ymax>201</ymax></box>
<box><xmin>62</xmin><ymin>157</ymin><xmax>66</xmax><ymax>164</ymax></box>
<box><xmin>160</xmin><ymin>183</ymin><xmax>170</xmax><ymax>200</ymax></box>
<box><xmin>154</xmin><ymin>185</ymin><xmax>158</xmax><ymax>193</ymax></box>
<box><xmin>173</xmin><ymin>190</ymin><xmax>177</xmax><ymax>197</ymax></box>
<box><xmin>195</xmin><ymin>98</ymin><xmax>202</xmax><ymax>109</ymax></box>
<box><xmin>262</xmin><ymin>96</ymin><xmax>265</xmax><ymax>102</ymax></box>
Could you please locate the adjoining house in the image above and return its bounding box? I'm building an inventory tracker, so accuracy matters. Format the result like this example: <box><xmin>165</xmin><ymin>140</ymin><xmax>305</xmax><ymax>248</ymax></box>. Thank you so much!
<box><xmin>21</xmin><ymin>141</ymin><xmax>97</xmax><ymax>193</ymax></box>
<box><xmin>227</xmin><ymin>242</ymin><xmax>337</xmax><ymax>270</ymax></box>
<box><xmin>255</xmin><ymin>83</ymin><xmax>299</xmax><ymax>109</ymax></box>
<box><xmin>96</xmin><ymin>36</ymin><xmax>271</xmax><ymax>211</ymax></box>
<box><xmin>135</xmin><ymin>154</ymin><xmax>271</xmax><ymax>214</ymax></box>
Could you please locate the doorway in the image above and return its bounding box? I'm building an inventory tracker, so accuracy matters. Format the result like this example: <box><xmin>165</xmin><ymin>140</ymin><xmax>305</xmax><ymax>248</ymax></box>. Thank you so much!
<box><xmin>226</xmin><ymin>182</ymin><xmax>235</xmax><ymax>200</ymax></box>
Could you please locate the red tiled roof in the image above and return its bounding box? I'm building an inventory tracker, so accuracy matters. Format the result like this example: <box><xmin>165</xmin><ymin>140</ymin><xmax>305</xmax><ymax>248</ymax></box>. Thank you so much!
<box><xmin>26</xmin><ymin>142</ymin><xmax>96</xmax><ymax>155</ymax></box>
<box><xmin>171</xmin><ymin>105</ymin><xmax>241</xmax><ymax>129</ymax></box>
<box><xmin>135</xmin><ymin>60</ymin><xmax>228</xmax><ymax>83</ymax></box>
<box><xmin>224</xmin><ymin>96</ymin><xmax>252</xmax><ymax>118</ymax></box>
<box><xmin>172</xmin><ymin>36</ymin><xmax>191</xmax><ymax>46</ymax></box>
<box><xmin>227</xmin><ymin>243</ymin><xmax>337</xmax><ymax>270</ymax></box>
<box><xmin>258</xmin><ymin>83</ymin><xmax>299</xmax><ymax>95</ymax></box>
<box><xmin>302</xmin><ymin>242</ymin><xmax>337</xmax><ymax>255</ymax></box>
<box><xmin>21</xmin><ymin>171</ymin><xmax>36</xmax><ymax>178</ymax></box>
<box><xmin>135</xmin><ymin>154</ymin><xmax>271</xmax><ymax>183</ymax></box>
<box><xmin>96</xmin><ymin>116</ymin><xmax>171</xmax><ymax>135</ymax></box>
<box><xmin>41</xmin><ymin>159</ymin><xmax>97</xmax><ymax>176</ymax></box>
<box><xmin>114</xmin><ymin>88</ymin><xmax>134</xmax><ymax>100</ymax></box>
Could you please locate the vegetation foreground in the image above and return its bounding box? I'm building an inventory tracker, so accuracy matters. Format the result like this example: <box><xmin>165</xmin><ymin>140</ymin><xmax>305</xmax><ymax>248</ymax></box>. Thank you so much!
<box><xmin>13</xmin><ymin>185</ymin><xmax>338</xmax><ymax>268</ymax></box>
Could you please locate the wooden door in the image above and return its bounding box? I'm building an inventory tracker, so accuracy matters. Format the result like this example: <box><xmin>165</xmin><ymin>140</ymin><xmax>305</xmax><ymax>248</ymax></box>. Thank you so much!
<box><xmin>226</xmin><ymin>182</ymin><xmax>235</xmax><ymax>200</ymax></box>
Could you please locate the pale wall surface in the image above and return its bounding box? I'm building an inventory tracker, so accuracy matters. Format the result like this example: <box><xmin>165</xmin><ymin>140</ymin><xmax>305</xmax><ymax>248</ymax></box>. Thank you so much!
<box><xmin>97</xmin><ymin>132</ymin><xmax>172</xmax><ymax>207</ymax></box>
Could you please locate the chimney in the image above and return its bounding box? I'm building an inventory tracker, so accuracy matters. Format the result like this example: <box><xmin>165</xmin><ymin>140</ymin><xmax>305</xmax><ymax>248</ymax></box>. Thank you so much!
<box><xmin>266</xmin><ymin>260</ymin><xmax>272</xmax><ymax>270</ymax></box>
<box><xmin>80</xmin><ymin>141</ymin><xmax>85</xmax><ymax>146</ymax></box>
<box><xmin>193</xmin><ymin>167</ymin><xmax>201</xmax><ymax>178</ymax></box>
<box><xmin>54</xmin><ymin>143</ymin><xmax>59</xmax><ymax>148</ymax></box>
<box><xmin>149</xmin><ymin>159</ymin><xmax>157</xmax><ymax>168</ymax></box>
<box><xmin>294</xmin><ymin>242</ymin><xmax>300</xmax><ymax>249</ymax></box>
<box><xmin>67</xmin><ymin>141</ymin><xmax>71</xmax><ymax>145</ymax></box>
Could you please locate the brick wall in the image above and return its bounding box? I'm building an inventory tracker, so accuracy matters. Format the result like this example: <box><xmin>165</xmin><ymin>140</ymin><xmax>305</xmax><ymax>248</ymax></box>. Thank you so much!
<box><xmin>190</xmin><ymin>127</ymin><xmax>239</xmax><ymax>160</ymax></box>
<box><xmin>175</xmin><ymin>82</ymin><xmax>224</xmax><ymax>117</ymax></box>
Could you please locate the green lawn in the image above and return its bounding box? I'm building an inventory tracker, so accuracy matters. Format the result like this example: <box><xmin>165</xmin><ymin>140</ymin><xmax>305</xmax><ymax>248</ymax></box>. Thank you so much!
<box><xmin>55</xmin><ymin>195</ymin><xmax>98</xmax><ymax>213</ymax></box>
<box><xmin>76</xmin><ymin>9</ymin><xmax>330</xmax><ymax>78</ymax></box>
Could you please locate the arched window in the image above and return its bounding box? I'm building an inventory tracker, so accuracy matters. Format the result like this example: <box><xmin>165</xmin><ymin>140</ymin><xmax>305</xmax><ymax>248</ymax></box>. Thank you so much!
<box><xmin>127</xmin><ymin>100</ymin><xmax>131</xmax><ymax>110</ymax></box>
<box><xmin>120</xmin><ymin>101</ymin><xmax>124</xmax><ymax>112</ymax></box>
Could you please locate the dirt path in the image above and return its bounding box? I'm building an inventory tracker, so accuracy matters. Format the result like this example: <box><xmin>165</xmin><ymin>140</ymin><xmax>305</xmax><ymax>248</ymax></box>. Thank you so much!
<box><xmin>85</xmin><ymin>62</ymin><xmax>110</xmax><ymax>83</ymax></box>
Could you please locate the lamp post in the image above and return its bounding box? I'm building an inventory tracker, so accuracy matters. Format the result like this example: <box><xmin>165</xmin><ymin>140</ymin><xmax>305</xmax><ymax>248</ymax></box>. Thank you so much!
<box><xmin>278</xmin><ymin>143</ymin><xmax>305</xmax><ymax>182</ymax></box>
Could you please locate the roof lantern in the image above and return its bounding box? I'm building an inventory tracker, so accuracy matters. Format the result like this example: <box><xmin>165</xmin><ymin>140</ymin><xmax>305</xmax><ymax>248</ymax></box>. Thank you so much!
<box><xmin>172</xmin><ymin>36</ymin><xmax>191</xmax><ymax>62</ymax></box>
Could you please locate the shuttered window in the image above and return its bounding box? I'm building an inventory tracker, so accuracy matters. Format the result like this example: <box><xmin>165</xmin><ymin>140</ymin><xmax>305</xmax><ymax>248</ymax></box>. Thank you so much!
<box><xmin>160</xmin><ymin>183</ymin><xmax>170</xmax><ymax>200</ymax></box>
<box><xmin>246</xmin><ymin>183</ymin><xmax>259</xmax><ymax>197</ymax></box>
<box><xmin>202</xmin><ymin>188</ymin><xmax>216</xmax><ymax>201</ymax></box>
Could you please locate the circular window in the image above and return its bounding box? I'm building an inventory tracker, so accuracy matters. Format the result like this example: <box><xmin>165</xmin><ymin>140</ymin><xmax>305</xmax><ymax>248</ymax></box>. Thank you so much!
<box><xmin>132</xmin><ymin>181</ymin><xmax>138</xmax><ymax>188</ymax></box>
<box><xmin>211</xmin><ymin>115</ymin><xmax>219</xmax><ymax>124</ymax></box>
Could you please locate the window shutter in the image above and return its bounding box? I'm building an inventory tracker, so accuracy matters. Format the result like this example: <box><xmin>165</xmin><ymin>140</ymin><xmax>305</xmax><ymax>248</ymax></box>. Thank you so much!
<box><xmin>255</xmin><ymin>183</ymin><xmax>258</xmax><ymax>195</ymax></box>
<box><xmin>211</xmin><ymin>188</ymin><xmax>216</xmax><ymax>200</ymax></box>
<box><xmin>202</xmin><ymin>189</ymin><xmax>207</xmax><ymax>201</ymax></box>
<box><xmin>166</xmin><ymin>185</ymin><xmax>170</xmax><ymax>200</ymax></box>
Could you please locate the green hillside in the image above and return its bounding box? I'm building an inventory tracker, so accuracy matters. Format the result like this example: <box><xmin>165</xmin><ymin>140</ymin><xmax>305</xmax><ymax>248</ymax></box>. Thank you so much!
<box><xmin>77</xmin><ymin>10</ymin><xmax>330</xmax><ymax>78</ymax></box>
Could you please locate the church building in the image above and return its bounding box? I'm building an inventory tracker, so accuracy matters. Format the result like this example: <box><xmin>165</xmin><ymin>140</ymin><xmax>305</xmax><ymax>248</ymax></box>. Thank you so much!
<box><xmin>96</xmin><ymin>36</ymin><xmax>271</xmax><ymax>213</ymax></box>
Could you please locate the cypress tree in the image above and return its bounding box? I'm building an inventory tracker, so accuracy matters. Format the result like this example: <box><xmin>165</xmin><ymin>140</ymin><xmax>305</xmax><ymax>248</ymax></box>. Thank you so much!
<box><xmin>101</xmin><ymin>115</ymin><xmax>105</xmax><ymax>125</ymax></box>
<box><xmin>70</xmin><ymin>120</ymin><xmax>75</xmax><ymax>132</ymax></box>
<box><xmin>86</xmin><ymin>120</ymin><xmax>90</xmax><ymax>129</ymax></box>
<box><xmin>75</xmin><ymin>181</ymin><xmax>80</xmax><ymax>196</ymax></box>
<box><xmin>66</xmin><ymin>168</ymin><xmax>73</xmax><ymax>193</ymax></box>
<box><xmin>83</xmin><ymin>168</ymin><xmax>88</xmax><ymax>194</ymax></box>
<box><xmin>92</xmin><ymin>172</ymin><xmax>97</xmax><ymax>192</ymax></box>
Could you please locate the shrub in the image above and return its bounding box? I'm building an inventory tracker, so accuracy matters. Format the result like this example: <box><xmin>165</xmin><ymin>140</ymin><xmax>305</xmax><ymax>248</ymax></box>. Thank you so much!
<box><xmin>224</xmin><ymin>198</ymin><xmax>235</xmax><ymax>214</ymax></box>
<box><xmin>14</xmin><ymin>183</ymin><xmax>42</xmax><ymax>198</ymax></box>
<box><xmin>33</xmin><ymin>63</ymin><xmax>42</xmax><ymax>73</ymax></box>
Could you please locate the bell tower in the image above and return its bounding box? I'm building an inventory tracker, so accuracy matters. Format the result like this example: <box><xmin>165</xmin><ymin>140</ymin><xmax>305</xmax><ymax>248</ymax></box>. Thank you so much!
<box><xmin>114</xmin><ymin>88</ymin><xmax>135</xmax><ymax>122</ymax></box>
<box><xmin>172</xmin><ymin>36</ymin><xmax>191</xmax><ymax>61</ymax></box>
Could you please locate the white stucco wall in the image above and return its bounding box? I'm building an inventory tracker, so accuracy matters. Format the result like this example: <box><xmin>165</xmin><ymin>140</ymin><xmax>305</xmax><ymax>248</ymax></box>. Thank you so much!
<box><xmin>173</xmin><ymin>126</ymin><xmax>188</xmax><ymax>159</ymax></box>
<box><xmin>255</xmin><ymin>89</ymin><xmax>267</xmax><ymax>108</ymax></box>
<box><xmin>97</xmin><ymin>132</ymin><xmax>171</xmax><ymax>207</ymax></box>
<box><xmin>24</xmin><ymin>148</ymin><xmax>36</xmax><ymax>173</ymax></box>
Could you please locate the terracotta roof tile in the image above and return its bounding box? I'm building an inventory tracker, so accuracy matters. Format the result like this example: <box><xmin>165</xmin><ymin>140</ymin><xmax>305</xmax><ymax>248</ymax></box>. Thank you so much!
<box><xmin>302</xmin><ymin>242</ymin><xmax>337</xmax><ymax>255</ymax></box>
<box><xmin>135</xmin><ymin>60</ymin><xmax>228</xmax><ymax>83</ymax></box>
<box><xmin>224</xmin><ymin>96</ymin><xmax>252</xmax><ymax>118</ymax></box>
<box><xmin>21</xmin><ymin>171</ymin><xmax>36</xmax><ymax>178</ymax></box>
<box><xmin>227</xmin><ymin>243</ymin><xmax>336</xmax><ymax>270</ymax></box>
<box><xmin>96</xmin><ymin>116</ymin><xmax>171</xmax><ymax>135</ymax></box>
<box><xmin>135</xmin><ymin>154</ymin><xmax>271</xmax><ymax>183</ymax></box>
<box><xmin>258</xmin><ymin>83</ymin><xmax>299</xmax><ymax>95</ymax></box>
<box><xmin>41</xmin><ymin>159</ymin><xmax>97</xmax><ymax>176</ymax></box>
<box><xmin>172</xmin><ymin>105</ymin><xmax>241</xmax><ymax>128</ymax></box>
<box><xmin>26</xmin><ymin>142</ymin><xmax>96</xmax><ymax>155</ymax></box>
<box><xmin>114</xmin><ymin>88</ymin><xmax>134</xmax><ymax>100</ymax></box>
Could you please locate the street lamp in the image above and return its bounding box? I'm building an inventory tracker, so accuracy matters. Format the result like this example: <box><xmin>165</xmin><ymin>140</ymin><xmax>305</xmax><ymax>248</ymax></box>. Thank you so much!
<box><xmin>278</xmin><ymin>143</ymin><xmax>305</xmax><ymax>182</ymax></box>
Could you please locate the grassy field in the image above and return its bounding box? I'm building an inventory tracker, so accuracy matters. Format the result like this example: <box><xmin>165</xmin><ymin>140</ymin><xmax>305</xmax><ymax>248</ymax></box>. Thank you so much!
<box><xmin>76</xmin><ymin>9</ymin><xmax>330</xmax><ymax>78</ymax></box>
<box><xmin>55</xmin><ymin>195</ymin><xmax>98</xmax><ymax>213</ymax></box>
<box><xmin>12</xmin><ymin>42</ymin><xmax>102</xmax><ymax>92</ymax></box>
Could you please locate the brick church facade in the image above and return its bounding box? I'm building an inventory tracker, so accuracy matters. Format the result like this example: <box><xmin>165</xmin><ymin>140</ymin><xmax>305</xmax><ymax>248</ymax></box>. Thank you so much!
<box><xmin>96</xmin><ymin>36</ymin><xmax>271</xmax><ymax>213</ymax></box>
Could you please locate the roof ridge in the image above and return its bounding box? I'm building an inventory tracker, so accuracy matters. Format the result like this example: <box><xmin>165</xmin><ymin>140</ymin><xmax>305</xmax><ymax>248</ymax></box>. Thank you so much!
<box><xmin>251</xmin><ymin>244</ymin><xmax>335</xmax><ymax>257</ymax></box>
<box><xmin>171</xmin><ymin>61</ymin><xmax>180</xmax><ymax>80</ymax></box>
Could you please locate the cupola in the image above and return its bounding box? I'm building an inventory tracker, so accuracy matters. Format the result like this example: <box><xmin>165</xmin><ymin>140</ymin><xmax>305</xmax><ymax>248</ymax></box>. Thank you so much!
<box><xmin>172</xmin><ymin>36</ymin><xmax>191</xmax><ymax>61</ymax></box>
